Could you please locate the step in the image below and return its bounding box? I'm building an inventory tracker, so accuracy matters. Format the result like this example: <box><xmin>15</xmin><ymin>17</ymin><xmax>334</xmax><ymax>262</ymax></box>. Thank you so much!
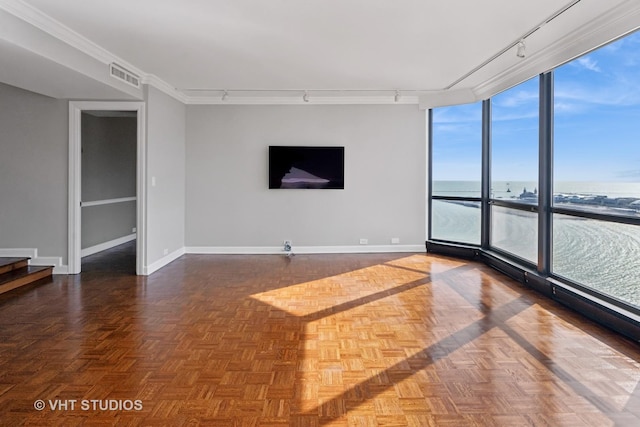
<box><xmin>0</xmin><ymin>257</ymin><xmax>30</xmax><ymax>275</ymax></box>
<box><xmin>0</xmin><ymin>265</ymin><xmax>53</xmax><ymax>295</ymax></box>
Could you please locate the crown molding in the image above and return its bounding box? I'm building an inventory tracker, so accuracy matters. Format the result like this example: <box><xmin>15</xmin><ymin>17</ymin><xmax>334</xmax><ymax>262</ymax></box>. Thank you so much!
<box><xmin>0</xmin><ymin>0</ymin><xmax>135</xmax><ymax>69</ymax></box>
<box><xmin>142</xmin><ymin>74</ymin><xmax>188</xmax><ymax>103</ymax></box>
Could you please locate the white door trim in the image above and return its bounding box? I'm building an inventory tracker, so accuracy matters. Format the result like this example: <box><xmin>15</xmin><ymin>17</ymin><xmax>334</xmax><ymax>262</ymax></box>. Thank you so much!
<box><xmin>68</xmin><ymin>101</ymin><xmax>147</xmax><ymax>275</ymax></box>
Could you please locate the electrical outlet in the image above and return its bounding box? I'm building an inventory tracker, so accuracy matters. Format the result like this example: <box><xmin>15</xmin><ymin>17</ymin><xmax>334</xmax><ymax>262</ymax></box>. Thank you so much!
<box><xmin>132</xmin><ymin>227</ymin><xmax>137</xmax><ymax>233</ymax></box>
<box><xmin>359</xmin><ymin>238</ymin><xmax>368</xmax><ymax>245</ymax></box>
<box><xmin>163</xmin><ymin>248</ymin><xmax>169</xmax><ymax>255</ymax></box>
<box><xmin>391</xmin><ymin>237</ymin><xmax>400</xmax><ymax>244</ymax></box>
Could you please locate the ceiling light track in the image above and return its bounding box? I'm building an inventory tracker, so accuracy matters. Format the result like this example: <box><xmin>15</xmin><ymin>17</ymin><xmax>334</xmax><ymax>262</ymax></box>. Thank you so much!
<box><xmin>180</xmin><ymin>89</ymin><xmax>430</xmax><ymax>103</ymax></box>
<box><xmin>444</xmin><ymin>0</ymin><xmax>582</xmax><ymax>90</ymax></box>
<box><xmin>182</xmin><ymin>89</ymin><xmax>426</xmax><ymax>94</ymax></box>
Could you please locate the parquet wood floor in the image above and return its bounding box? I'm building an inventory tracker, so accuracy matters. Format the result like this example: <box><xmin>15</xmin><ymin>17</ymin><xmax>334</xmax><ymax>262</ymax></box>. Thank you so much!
<box><xmin>0</xmin><ymin>246</ymin><xmax>639</xmax><ymax>426</ymax></box>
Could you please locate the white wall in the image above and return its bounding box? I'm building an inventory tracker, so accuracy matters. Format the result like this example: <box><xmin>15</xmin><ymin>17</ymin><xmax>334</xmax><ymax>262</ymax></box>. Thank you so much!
<box><xmin>145</xmin><ymin>85</ymin><xmax>186</xmax><ymax>270</ymax></box>
<box><xmin>0</xmin><ymin>82</ymin><xmax>68</xmax><ymax>261</ymax></box>
<box><xmin>185</xmin><ymin>105</ymin><xmax>426</xmax><ymax>250</ymax></box>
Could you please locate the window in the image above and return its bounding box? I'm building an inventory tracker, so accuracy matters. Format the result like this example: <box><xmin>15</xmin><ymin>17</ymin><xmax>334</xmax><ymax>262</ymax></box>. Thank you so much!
<box><xmin>431</xmin><ymin>103</ymin><xmax>482</xmax><ymax>197</ymax></box>
<box><xmin>554</xmin><ymin>34</ymin><xmax>640</xmax><ymax>219</ymax></box>
<box><xmin>491</xmin><ymin>77</ymin><xmax>539</xmax><ymax>203</ymax></box>
<box><xmin>430</xmin><ymin>103</ymin><xmax>482</xmax><ymax>244</ymax></box>
<box><xmin>431</xmin><ymin>200</ymin><xmax>481</xmax><ymax>244</ymax></box>
<box><xmin>491</xmin><ymin>206</ymin><xmax>537</xmax><ymax>263</ymax></box>
<box><xmin>490</xmin><ymin>77</ymin><xmax>539</xmax><ymax>263</ymax></box>
<box><xmin>427</xmin><ymin>30</ymin><xmax>640</xmax><ymax>321</ymax></box>
<box><xmin>552</xmin><ymin>33</ymin><xmax>640</xmax><ymax>307</ymax></box>
<box><xmin>554</xmin><ymin>215</ymin><xmax>640</xmax><ymax>308</ymax></box>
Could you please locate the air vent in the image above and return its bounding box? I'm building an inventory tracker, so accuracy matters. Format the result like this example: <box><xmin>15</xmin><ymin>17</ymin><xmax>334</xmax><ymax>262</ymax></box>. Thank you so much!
<box><xmin>109</xmin><ymin>63</ymin><xmax>140</xmax><ymax>88</ymax></box>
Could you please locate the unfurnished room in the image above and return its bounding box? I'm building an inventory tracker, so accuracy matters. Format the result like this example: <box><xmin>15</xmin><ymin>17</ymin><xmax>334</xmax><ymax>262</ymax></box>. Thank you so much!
<box><xmin>0</xmin><ymin>1</ymin><xmax>639</xmax><ymax>425</ymax></box>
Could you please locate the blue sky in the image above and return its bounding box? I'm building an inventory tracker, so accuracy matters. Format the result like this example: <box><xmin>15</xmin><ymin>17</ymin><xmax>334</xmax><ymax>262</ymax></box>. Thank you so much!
<box><xmin>432</xmin><ymin>31</ymin><xmax>640</xmax><ymax>183</ymax></box>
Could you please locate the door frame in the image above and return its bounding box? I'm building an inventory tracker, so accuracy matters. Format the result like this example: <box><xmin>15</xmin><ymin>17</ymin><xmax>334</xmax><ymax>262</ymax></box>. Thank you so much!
<box><xmin>68</xmin><ymin>101</ymin><xmax>147</xmax><ymax>275</ymax></box>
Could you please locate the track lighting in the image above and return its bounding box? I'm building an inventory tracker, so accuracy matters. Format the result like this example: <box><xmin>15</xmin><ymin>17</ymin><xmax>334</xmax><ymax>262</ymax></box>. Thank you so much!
<box><xmin>303</xmin><ymin>91</ymin><xmax>309</xmax><ymax>102</ymax></box>
<box><xmin>516</xmin><ymin>40</ymin><xmax>526</xmax><ymax>58</ymax></box>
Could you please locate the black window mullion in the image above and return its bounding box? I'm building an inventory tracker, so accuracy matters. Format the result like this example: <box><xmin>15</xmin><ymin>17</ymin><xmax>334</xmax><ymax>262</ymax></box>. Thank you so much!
<box><xmin>481</xmin><ymin>99</ymin><xmax>491</xmax><ymax>250</ymax></box>
<box><xmin>427</xmin><ymin>109</ymin><xmax>433</xmax><ymax>241</ymax></box>
<box><xmin>539</xmin><ymin>72</ymin><xmax>554</xmax><ymax>275</ymax></box>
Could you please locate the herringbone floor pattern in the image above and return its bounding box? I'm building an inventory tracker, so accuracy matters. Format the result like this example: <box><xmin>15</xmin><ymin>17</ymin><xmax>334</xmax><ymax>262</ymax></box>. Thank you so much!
<box><xmin>0</xmin><ymin>245</ymin><xmax>639</xmax><ymax>426</ymax></box>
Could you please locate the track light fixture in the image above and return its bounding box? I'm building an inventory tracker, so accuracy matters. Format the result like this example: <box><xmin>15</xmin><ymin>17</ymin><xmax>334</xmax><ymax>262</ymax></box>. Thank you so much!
<box><xmin>516</xmin><ymin>40</ymin><xmax>526</xmax><ymax>58</ymax></box>
<box><xmin>303</xmin><ymin>91</ymin><xmax>309</xmax><ymax>102</ymax></box>
<box><xmin>221</xmin><ymin>90</ymin><xmax>228</xmax><ymax>101</ymax></box>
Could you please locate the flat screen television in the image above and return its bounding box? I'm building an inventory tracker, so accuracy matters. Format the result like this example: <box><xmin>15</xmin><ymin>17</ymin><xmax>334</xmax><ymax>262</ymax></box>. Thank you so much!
<box><xmin>269</xmin><ymin>146</ymin><xmax>344</xmax><ymax>189</ymax></box>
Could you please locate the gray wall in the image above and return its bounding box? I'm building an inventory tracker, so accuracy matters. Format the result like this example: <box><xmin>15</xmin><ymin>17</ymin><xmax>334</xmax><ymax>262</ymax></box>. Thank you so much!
<box><xmin>145</xmin><ymin>85</ymin><xmax>186</xmax><ymax>265</ymax></box>
<box><xmin>81</xmin><ymin>113</ymin><xmax>137</xmax><ymax>249</ymax></box>
<box><xmin>81</xmin><ymin>202</ymin><xmax>136</xmax><ymax>248</ymax></box>
<box><xmin>0</xmin><ymin>80</ymin><xmax>424</xmax><ymax>271</ymax></box>
<box><xmin>185</xmin><ymin>105</ymin><xmax>426</xmax><ymax>248</ymax></box>
<box><xmin>0</xmin><ymin>82</ymin><xmax>68</xmax><ymax>260</ymax></box>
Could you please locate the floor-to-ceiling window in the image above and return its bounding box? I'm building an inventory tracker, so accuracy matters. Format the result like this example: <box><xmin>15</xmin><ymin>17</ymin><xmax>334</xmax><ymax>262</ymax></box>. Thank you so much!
<box><xmin>490</xmin><ymin>77</ymin><xmax>539</xmax><ymax>263</ymax></box>
<box><xmin>553</xmin><ymin>33</ymin><xmax>640</xmax><ymax>308</ymax></box>
<box><xmin>428</xmin><ymin>30</ymin><xmax>640</xmax><ymax>318</ymax></box>
<box><xmin>430</xmin><ymin>103</ymin><xmax>482</xmax><ymax>244</ymax></box>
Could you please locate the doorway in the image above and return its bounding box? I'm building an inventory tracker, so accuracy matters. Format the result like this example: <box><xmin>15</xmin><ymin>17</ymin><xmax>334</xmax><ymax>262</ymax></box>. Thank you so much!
<box><xmin>68</xmin><ymin>101</ymin><xmax>146</xmax><ymax>275</ymax></box>
<box><xmin>80</xmin><ymin>110</ymin><xmax>137</xmax><ymax>274</ymax></box>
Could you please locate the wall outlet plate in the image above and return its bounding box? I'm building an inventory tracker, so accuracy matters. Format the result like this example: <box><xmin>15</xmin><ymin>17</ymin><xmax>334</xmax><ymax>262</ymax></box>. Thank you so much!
<box><xmin>391</xmin><ymin>237</ymin><xmax>400</xmax><ymax>244</ymax></box>
<box><xmin>359</xmin><ymin>238</ymin><xmax>368</xmax><ymax>245</ymax></box>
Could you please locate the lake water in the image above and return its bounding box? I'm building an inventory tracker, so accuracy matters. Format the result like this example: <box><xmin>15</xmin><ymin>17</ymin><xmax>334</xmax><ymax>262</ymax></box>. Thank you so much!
<box><xmin>433</xmin><ymin>180</ymin><xmax>640</xmax><ymax>199</ymax></box>
<box><xmin>431</xmin><ymin>181</ymin><xmax>640</xmax><ymax>308</ymax></box>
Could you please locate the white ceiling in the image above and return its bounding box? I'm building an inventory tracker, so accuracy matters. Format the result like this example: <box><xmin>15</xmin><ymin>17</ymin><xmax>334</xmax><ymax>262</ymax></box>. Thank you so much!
<box><xmin>1</xmin><ymin>0</ymin><xmax>640</xmax><ymax>104</ymax></box>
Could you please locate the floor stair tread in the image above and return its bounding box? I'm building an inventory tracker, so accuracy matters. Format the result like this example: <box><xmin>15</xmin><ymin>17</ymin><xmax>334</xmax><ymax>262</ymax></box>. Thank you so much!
<box><xmin>0</xmin><ymin>257</ymin><xmax>30</xmax><ymax>268</ymax></box>
<box><xmin>0</xmin><ymin>264</ymin><xmax>53</xmax><ymax>294</ymax></box>
<box><xmin>0</xmin><ymin>257</ymin><xmax>30</xmax><ymax>275</ymax></box>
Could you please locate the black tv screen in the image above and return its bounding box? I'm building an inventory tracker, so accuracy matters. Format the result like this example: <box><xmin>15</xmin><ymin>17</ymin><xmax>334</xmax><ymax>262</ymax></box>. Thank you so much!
<box><xmin>269</xmin><ymin>146</ymin><xmax>344</xmax><ymax>189</ymax></box>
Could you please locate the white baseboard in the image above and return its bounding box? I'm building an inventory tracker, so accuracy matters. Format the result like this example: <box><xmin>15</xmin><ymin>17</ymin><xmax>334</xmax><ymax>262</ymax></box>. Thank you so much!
<box><xmin>187</xmin><ymin>246</ymin><xmax>282</xmax><ymax>255</ymax></box>
<box><xmin>52</xmin><ymin>265</ymin><xmax>68</xmax><ymax>274</ymax></box>
<box><xmin>31</xmin><ymin>257</ymin><xmax>67</xmax><ymax>274</ymax></box>
<box><xmin>2</xmin><ymin>244</ymin><xmax>424</xmax><ymax>277</ymax></box>
<box><xmin>0</xmin><ymin>248</ymin><xmax>38</xmax><ymax>258</ymax></box>
<box><xmin>144</xmin><ymin>247</ymin><xmax>186</xmax><ymax>276</ymax></box>
<box><xmin>0</xmin><ymin>248</ymin><xmax>67</xmax><ymax>274</ymax></box>
<box><xmin>81</xmin><ymin>234</ymin><xmax>136</xmax><ymax>258</ymax></box>
<box><xmin>185</xmin><ymin>245</ymin><xmax>424</xmax><ymax>255</ymax></box>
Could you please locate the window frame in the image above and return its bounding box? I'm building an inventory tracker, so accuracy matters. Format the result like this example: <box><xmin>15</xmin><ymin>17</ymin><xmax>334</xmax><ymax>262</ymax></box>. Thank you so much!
<box><xmin>428</xmin><ymin>105</ymin><xmax>483</xmax><ymax>245</ymax></box>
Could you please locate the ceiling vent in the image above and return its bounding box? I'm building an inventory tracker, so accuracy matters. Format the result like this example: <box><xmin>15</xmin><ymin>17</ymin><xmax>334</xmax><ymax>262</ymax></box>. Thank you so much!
<box><xmin>109</xmin><ymin>63</ymin><xmax>140</xmax><ymax>88</ymax></box>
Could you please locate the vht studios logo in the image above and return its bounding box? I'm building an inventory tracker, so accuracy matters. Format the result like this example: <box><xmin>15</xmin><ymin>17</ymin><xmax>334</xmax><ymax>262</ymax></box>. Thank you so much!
<box><xmin>34</xmin><ymin>399</ymin><xmax>143</xmax><ymax>411</ymax></box>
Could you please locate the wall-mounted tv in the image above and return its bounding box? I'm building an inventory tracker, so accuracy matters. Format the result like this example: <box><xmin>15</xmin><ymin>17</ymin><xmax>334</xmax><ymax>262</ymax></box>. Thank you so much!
<box><xmin>269</xmin><ymin>146</ymin><xmax>344</xmax><ymax>189</ymax></box>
